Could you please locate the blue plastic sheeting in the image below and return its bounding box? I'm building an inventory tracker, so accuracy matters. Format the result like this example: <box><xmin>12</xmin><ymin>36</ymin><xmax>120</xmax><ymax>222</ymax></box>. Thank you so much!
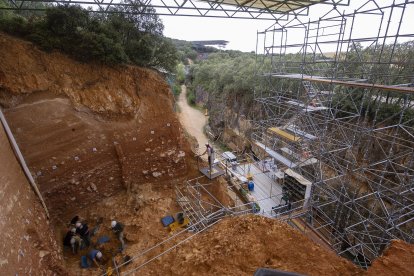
<box><xmin>97</xmin><ymin>236</ymin><xmax>110</xmax><ymax>245</ymax></box>
<box><xmin>161</xmin><ymin>215</ymin><xmax>175</xmax><ymax>227</ymax></box>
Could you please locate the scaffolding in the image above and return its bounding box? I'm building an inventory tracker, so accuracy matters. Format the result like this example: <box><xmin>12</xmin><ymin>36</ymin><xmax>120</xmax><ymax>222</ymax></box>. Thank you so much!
<box><xmin>253</xmin><ymin>0</ymin><xmax>414</xmax><ymax>268</ymax></box>
<box><xmin>3</xmin><ymin>0</ymin><xmax>414</xmax><ymax>270</ymax></box>
<box><xmin>175</xmin><ymin>176</ymin><xmax>228</xmax><ymax>231</ymax></box>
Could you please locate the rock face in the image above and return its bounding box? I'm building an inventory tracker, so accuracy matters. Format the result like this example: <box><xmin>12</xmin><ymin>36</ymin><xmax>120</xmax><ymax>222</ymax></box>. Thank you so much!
<box><xmin>195</xmin><ymin>86</ymin><xmax>256</xmax><ymax>151</ymax></box>
<box><xmin>0</xmin><ymin>125</ymin><xmax>67</xmax><ymax>275</ymax></box>
<box><xmin>0</xmin><ymin>32</ymin><xmax>191</xmax><ymax>221</ymax></box>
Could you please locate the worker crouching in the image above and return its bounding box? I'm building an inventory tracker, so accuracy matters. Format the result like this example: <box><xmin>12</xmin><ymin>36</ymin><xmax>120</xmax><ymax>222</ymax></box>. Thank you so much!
<box><xmin>63</xmin><ymin>228</ymin><xmax>82</xmax><ymax>254</ymax></box>
<box><xmin>88</xmin><ymin>249</ymin><xmax>104</xmax><ymax>268</ymax></box>
<box><xmin>75</xmin><ymin>221</ymin><xmax>91</xmax><ymax>248</ymax></box>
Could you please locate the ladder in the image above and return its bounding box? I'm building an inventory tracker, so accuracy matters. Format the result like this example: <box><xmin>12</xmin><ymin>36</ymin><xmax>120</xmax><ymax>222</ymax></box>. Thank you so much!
<box><xmin>302</xmin><ymin>80</ymin><xmax>319</xmax><ymax>99</ymax></box>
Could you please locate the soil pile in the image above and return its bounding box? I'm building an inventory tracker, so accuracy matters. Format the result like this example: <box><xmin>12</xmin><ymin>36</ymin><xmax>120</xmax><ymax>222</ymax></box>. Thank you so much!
<box><xmin>367</xmin><ymin>240</ymin><xmax>414</xmax><ymax>276</ymax></box>
<box><xmin>140</xmin><ymin>215</ymin><xmax>363</xmax><ymax>276</ymax></box>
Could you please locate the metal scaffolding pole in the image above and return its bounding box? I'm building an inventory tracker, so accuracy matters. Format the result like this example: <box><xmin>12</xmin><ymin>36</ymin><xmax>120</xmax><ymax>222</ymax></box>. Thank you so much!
<box><xmin>253</xmin><ymin>0</ymin><xmax>414</xmax><ymax>268</ymax></box>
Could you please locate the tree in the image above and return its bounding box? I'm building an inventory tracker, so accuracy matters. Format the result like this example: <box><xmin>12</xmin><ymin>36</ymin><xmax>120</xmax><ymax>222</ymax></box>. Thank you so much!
<box><xmin>176</xmin><ymin>63</ymin><xmax>186</xmax><ymax>84</ymax></box>
<box><xmin>0</xmin><ymin>3</ymin><xmax>178</xmax><ymax>70</ymax></box>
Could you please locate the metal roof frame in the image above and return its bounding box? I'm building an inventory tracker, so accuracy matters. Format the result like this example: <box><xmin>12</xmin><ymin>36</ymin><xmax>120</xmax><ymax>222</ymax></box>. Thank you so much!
<box><xmin>2</xmin><ymin>0</ymin><xmax>349</xmax><ymax>19</ymax></box>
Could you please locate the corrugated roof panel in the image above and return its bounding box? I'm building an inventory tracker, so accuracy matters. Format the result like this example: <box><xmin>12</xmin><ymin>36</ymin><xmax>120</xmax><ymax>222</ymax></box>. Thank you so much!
<box><xmin>199</xmin><ymin>0</ymin><xmax>327</xmax><ymax>13</ymax></box>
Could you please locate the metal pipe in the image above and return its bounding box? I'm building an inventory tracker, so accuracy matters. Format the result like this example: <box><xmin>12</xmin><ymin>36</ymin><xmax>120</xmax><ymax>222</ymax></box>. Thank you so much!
<box><xmin>0</xmin><ymin>108</ymin><xmax>50</xmax><ymax>218</ymax></box>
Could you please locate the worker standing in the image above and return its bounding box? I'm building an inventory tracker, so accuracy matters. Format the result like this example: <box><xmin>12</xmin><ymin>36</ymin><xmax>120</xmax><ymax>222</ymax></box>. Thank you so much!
<box><xmin>198</xmin><ymin>143</ymin><xmax>215</xmax><ymax>172</ymax></box>
<box><xmin>111</xmin><ymin>220</ymin><xmax>126</xmax><ymax>252</ymax></box>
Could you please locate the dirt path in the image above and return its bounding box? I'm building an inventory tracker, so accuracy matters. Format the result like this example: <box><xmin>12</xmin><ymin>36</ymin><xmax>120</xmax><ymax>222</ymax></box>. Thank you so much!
<box><xmin>177</xmin><ymin>85</ymin><xmax>209</xmax><ymax>155</ymax></box>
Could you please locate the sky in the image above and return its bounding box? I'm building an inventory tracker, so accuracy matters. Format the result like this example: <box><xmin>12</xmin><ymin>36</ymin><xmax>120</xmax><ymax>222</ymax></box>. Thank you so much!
<box><xmin>160</xmin><ymin>0</ymin><xmax>414</xmax><ymax>53</ymax></box>
<box><xmin>161</xmin><ymin>16</ymin><xmax>273</xmax><ymax>53</ymax></box>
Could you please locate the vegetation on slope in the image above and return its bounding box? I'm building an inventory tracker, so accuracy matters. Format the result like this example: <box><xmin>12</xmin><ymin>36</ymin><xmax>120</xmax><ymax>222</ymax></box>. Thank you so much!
<box><xmin>0</xmin><ymin>0</ymin><xmax>178</xmax><ymax>71</ymax></box>
<box><xmin>188</xmin><ymin>43</ymin><xmax>414</xmax><ymax>128</ymax></box>
<box><xmin>187</xmin><ymin>51</ymin><xmax>264</xmax><ymax>107</ymax></box>
<box><xmin>172</xmin><ymin>38</ymin><xmax>220</xmax><ymax>65</ymax></box>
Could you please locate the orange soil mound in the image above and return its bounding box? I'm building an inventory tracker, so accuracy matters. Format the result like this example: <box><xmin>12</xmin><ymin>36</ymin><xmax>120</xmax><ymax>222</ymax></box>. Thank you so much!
<box><xmin>367</xmin><ymin>240</ymin><xmax>414</xmax><ymax>276</ymax></box>
<box><xmin>140</xmin><ymin>215</ymin><xmax>363</xmax><ymax>276</ymax></box>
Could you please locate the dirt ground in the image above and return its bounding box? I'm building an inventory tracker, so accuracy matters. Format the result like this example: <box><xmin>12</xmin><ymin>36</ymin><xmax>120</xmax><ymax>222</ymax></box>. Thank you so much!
<box><xmin>139</xmin><ymin>215</ymin><xmax>363</xmax><ymax>276</ymax></box>
<box><xmin>60</xmin><ymin>180</ymin><xmax>187</xmax><ymax>275</ymax></box>
<box><xmin>177</xmin><ymin>84</ymin><xmax>209</xmax><ymax>155</ymax></box>
<box><xmin>367</xmin><ymin>240</ymin><xmax>414</xmax><ymax>276</ymax></box>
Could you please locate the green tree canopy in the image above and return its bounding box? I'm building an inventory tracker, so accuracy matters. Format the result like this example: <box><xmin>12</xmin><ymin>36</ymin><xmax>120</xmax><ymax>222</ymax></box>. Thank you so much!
<box><xmin>0</xmin><ymin>2</ymin><xmax>178</xmax><ymax>71</ymax></box>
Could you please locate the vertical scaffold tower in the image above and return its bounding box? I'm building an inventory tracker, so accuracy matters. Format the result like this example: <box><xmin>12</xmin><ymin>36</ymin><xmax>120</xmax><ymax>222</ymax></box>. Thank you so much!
<box><xmin>253</xmin><ymin>0</ymin><xmax>414</xmax><ymax>268</ymax></box>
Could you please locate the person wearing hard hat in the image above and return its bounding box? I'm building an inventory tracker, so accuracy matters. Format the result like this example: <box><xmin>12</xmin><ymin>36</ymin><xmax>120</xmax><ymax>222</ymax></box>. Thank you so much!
<box><xmin>198</xmin><ymin>143</ymin><xmax>215</xmax><ymax>172</ymax></box>
<box><xmin>63</xmin><ymin>228</ymin><xmax>81</xmax><ymax>254</ymax></box>
<box><xmin>111</xmin><ymin>220</ymin><xmax>125</xmax><ymax>252</ymax></box>
<box><xmin>70</xmin><ymin>215</ymin><xmax>80</xmax><ymax>226</ymax></box>
<box><xmin>88</xmin><ymin>249</ymin><xmax>104</xmax><ymax>267</ymax></box>
<box><xmin>75</xmin><ymin>221</ymin><xmax>90</xmax><ymax>248</ymax></box>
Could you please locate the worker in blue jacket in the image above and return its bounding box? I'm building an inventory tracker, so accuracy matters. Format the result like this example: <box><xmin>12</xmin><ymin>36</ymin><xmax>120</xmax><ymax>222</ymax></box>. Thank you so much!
<box><xmin>88</xmin><ymin>249</ymin><xmax>103</xmax><ymax>268</ymax></box>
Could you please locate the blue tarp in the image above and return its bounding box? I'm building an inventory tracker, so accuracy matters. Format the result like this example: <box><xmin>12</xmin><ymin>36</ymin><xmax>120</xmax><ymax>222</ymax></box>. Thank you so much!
<box><xmin>161</xmin><ymin>215</ymin><xmax>175</xmax><ymax>227</ymax></box>
<box><xmin>97</xmin><ymin>235</ymin><xmax>110</xmax><ymax>245</ymax></box>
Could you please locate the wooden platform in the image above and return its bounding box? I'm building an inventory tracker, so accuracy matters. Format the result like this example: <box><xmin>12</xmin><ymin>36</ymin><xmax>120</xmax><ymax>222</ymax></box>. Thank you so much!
<box><xmin>200</xmin><ymin>166</ymin><xmax>225</xmax><ymax>179</ymax></box>
<box><xmin>269</xmin><ymin>73</ymin><xmax>414</xmax><ymax>94</ymax></box>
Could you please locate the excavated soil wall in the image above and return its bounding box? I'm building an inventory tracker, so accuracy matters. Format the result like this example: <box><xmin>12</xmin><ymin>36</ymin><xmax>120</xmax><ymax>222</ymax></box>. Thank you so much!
<box><xmin>0</xmin><ymin>123</ymin><xmax>66</xmax><ymax>274</ymax></box>
<box><xmin>0</xmin><ymin>32</ymin><xmax>191</xmax><ymax>222</ymax></box>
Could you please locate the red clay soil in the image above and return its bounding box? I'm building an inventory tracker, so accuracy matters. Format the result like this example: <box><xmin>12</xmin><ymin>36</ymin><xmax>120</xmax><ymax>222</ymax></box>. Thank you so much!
<box><xmin>0</xmin><ymin>32</ymin><xmax>233</xmax><ymax>274</ymax></box>
<box><xmin>0</xmin><ymin>123</ymin><xmax>66</xmax><ymax>274</ymax></box>
<box><xmin>139</xmin><ymin>215</ymin><xmax>363</xmax><ymax>276</ymax></box>
<box><xmin>367</xmin><ymin>240</ymin><xmax>414</xmax><ymax>276</ymax></box>
<box><xmin>0</xmin><ymin>32</ymin><xmax>193</xmax><ymax>222</ymax></box>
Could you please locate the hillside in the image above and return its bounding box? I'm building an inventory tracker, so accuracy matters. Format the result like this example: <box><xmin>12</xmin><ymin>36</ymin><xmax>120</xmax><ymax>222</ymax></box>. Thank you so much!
<box><xmin>0</xmin><ymin>31</ymin><xmax>228</xmax><ymax>274</ymax></box>
<box><xmin>1</xmin><ymin>32</ymin><xmax>414</xmax><ymax>275</ymax></box>
<box><xmin>367</xmin><ymin>240</ymin><xmax>414</xmax><ymax>276</ymax></box>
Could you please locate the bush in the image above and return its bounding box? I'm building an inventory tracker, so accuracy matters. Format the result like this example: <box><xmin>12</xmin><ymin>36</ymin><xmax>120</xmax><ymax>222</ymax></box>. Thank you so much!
<box><xmin>0</xmin><ymin>15</ymin><xmax>28</xmax><ymax>35</ymax></box>
<box><xmin>176</xmin><ymin>63</ymin><xmax>186</xmax><ymax>84</ymax></box>
<box><xmin>186</xmin><ymin>87</ymin><xmax>196</xmax><ymax>105</ymax></box>
<box><xmin>172</xmin><ymin>84</ymin><xmax>181</xmax><ymax>97</ymax></box>
<box><xmin>0</xmin><ymin>3</ymin><xmax>178</xmax><ymax>71</ymax></box>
